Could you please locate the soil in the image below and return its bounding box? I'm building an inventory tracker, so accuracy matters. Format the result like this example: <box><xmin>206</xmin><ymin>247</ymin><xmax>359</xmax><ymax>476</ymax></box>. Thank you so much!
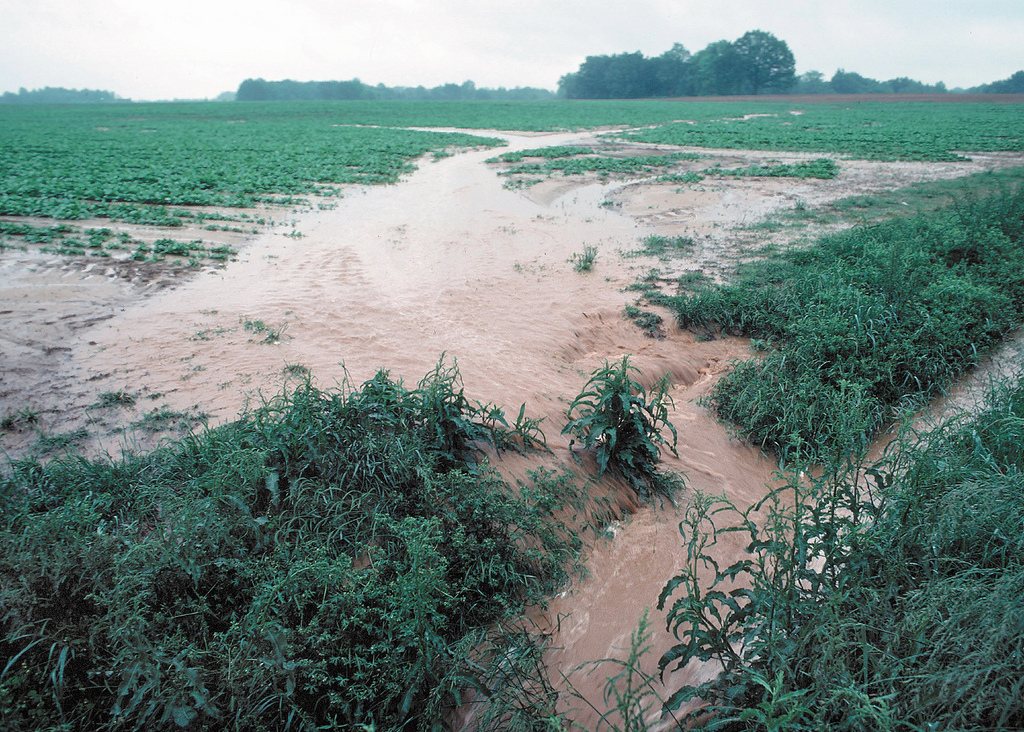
<box><xmin>2</xmin><ymin>128</ymin><xmax>1022</xmax><ymax>726</ymax></box>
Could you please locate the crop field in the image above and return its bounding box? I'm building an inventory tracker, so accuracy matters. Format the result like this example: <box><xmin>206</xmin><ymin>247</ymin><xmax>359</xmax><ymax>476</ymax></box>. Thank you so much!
<box><xmin>620</xmin><ymin>101</ymin><xmax>1024</xmax><ymax>161</ymax></box>
<box><xmin>2</xmin><ymin>98</ymin><xmax>1024</xmax><ymax>731</ymax></box>
<box><xmin>1</xmin><ymin>99</ymin><xmax>1021</xmax><ymax>228</ymax></box>
<box><xmin>0</xmin><ymin>103</ymin><xmax>505</xmax><ymax>227</ymax></box>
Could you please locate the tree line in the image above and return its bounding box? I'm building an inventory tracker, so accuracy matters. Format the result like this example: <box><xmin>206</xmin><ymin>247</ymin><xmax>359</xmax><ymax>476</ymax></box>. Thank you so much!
<box><xmin>0</xmin><ymin>87</ymin><xmax>126</xmax><ymax>104</ymax></box>
<box><xmin>558</xmin><ymin>31</ymin><xmax>797</xmax><ymax>98</ymax></box>
<box><xmin>235</xmin><ymin>78</ymin><xmax>555</xmax><ymax>102</ymax></box>
<box><xmin>558</xmin><ymin>30</ymin><xmax>1023</xmax><ymax>99</ymax></box>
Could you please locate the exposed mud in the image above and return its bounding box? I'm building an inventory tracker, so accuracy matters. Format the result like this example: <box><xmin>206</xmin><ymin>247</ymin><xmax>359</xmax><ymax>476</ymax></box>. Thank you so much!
<box><xmin>2</xmin><ymin>127</ymin><xmax>1021</xmax><ymax>724</ymax></box>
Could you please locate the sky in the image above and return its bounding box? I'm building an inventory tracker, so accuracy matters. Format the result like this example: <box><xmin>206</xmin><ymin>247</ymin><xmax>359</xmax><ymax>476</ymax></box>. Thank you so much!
<box><xmin>1</xmin><ymin>0</ymin><xmax>1021</xmax><ymax>100</ymax></box>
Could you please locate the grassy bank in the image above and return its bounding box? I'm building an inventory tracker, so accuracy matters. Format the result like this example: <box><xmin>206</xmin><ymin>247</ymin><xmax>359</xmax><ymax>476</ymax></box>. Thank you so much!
<box><xmin>660</xmin><ymin>371</ymin><xmax>1024</xmax><ymax>730</ymax></box>
<box><xmin>0</xmin><ymin>362</ymin><xmax>578</xmax><ymax>730</ymax></box>
<box><xmin>659</xmin><ymin>185</ymin><xmax>1024</xmax><ymax>463</ymax></box>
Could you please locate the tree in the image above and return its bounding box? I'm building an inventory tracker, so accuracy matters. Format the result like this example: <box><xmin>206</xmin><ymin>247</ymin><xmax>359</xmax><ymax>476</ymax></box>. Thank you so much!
<box><xmin>692</xmin><ymin>40</ymin><xmax>746</xmax><ymax>95</ymax></box>
<box><xmin>794</xmin><ymin>70</ymin><xmax>832</xmax><ymax>94</ymax></box>
<box><xmin>236</xmin><ymin>78</ymin><xmax>271</xmax><ymax>101</ymax></box>
<box><xmin>558</xmin><ymin>52</ymin><xmax>656</xmax><ymax>99</ymax></box>
<box><xmin>732</xmin><ymin>30</ymin><xmax>796</xmax><ymax>94</ymax></box>
<box><xmin>977</xmin><ymin>70</ymin><xmax>1024</xmax><ymax>94</ymax></box>
<box><xmin>653</xmin><ymin>44</ymin><xmax>696</xmax><ymax>97</ymax></box>
<box><xmin>830</xmin><ymin>69</ymin><xmax>889</xmax><ymax>94</ymax></box>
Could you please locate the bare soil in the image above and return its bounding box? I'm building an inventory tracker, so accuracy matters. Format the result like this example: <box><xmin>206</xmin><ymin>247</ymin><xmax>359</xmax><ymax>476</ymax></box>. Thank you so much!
<box><xmin>2</xmin><ymin>129</ymin><xmax>1021</xmax><ymax>725</ymax></box>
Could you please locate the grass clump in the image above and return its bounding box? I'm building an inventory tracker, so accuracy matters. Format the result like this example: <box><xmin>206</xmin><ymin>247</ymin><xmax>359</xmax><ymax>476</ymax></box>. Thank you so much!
<box><xmin>665</xmin><ymin>187</ymin><xmax>1024</xmax><ymax>463</ymax></box>
<box><xmin>623</xmin><ymin>305</ymin><xmax>665</xmax><ymax>340</ymax></box>
<box><xmin>707</xmin><ymin>158</ymin><xmax>838</xmax><ymax>180</ymax></box>
<box><xmin>563</xmin><ymin>356</ymin><xmax>681</xmax><ymax>500</ymax></box>
<box><xmin>0</xmin><ymin>408</ymin><xmax>39</xmax><ymax>431</ymax></box>
<box><xmin>0</xmin><ymin>360</ymin><xmax>575</xmax><ymax>730</ymax></box>
<box><xmin>627</xmin><ymin>235</ymin><xmax>695</xmax><ymax>261</ymax></box>
<box><xmin>570</xmin><ymin>245</ymin><xmax>598</xmax><ymax>273</ymax></box>
<box><xmin>659</xmin><ymin>374</ymin><xmax>1024</xmax><ymax>730</ymax></box>
<box><xmin>93</xmin><ymin>390</ymin><xmax>136</xmax><ymax>409</ymax></box>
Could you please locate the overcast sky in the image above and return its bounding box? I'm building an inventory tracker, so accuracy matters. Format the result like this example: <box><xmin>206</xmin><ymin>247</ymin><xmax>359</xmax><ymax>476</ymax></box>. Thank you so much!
<box><xmin>1</xmin><ymin>0</ymin><xmax>1021</xmax><ymax>100</ymax></box>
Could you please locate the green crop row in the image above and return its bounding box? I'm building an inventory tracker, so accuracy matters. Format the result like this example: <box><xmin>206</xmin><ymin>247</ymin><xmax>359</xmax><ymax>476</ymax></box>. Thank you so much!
<box><xmin>618</xmin><ymin>102</ymin><xmax>1024</xmax><ymax>161</ymax></box>
<box><xmin>2</xmin><ymin>101</ymin><xmax>1021</xmax><ymax>230</ymax></box>
<box><xmin>498</xmin><ymin>151</ymin><xmax>701</xmax><ymax>178</ymax></box>
<box><xmin>0</xmin><ymin>223</ymin><xmax>236</xmax><ymax>264</ymax></box>
<box><xmin>0</xmin><ymin>104</ymin><xmax>504</xmax><ymax>226</ymax></box>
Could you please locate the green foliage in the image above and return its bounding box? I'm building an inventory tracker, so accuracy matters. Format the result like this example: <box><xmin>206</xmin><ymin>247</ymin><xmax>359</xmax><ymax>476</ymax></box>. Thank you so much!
<box><xmin>666</xmin><ymin>188</ymin><xmax>1024</xmax><ymax>462</ymax></box>
<box><xmin>0</xmin><ymin>104</ymin><xmax>503</xmax><ymax>225</ymax></box>
<box><xmin>623</xmin><ymin>305</ymin><xmax>665</xmax><ymax>339</ymax></box>
<box><xmin>626</xmin><ymin>235</ymin><xmax>695</xmax><ymax>260</ymax></box>
<box><xmin>565</xmin><ymin>609</ymin><xmax>683</xmax><ymax>731</ymax></box>
<box><xmin>498</xmin><ymin>152</ymin><xmax>700</xmax><ymax>179</ymax></box>
<box><xmin>621</xmin><ymin>102</ymin><xmax>1024</xmax><ymax>161</ymax></box>
<box><xmin>705</xmin><ymin>159</ymin><xmax>837</xmax><ymax>180</ymax></box>
<box><xmin>0</xmin><ymin>361</ymin><xmax>574</xmax><ymax>731</ymax></box>
<box><xmin>558</xmin><ymin>31</ymin><xmax>794</xmax><ymax>99</ymax></box>
<box><xmin>562</xmin><ymin>357</ymin><xmax>681</xmax><ymax>499</ymax></box>
<box><xmin>93</xmin><ymin>391</ymin><xmax>136</xmax><ymax>408</ymax></box>
<box><xmin>570</xmin><ymin>245</ymin><xmax>598</xmax><ymax>273</ymax></box>
<box><xmin>488</xmin><ymin>146</ymin><xmax>594</xmax><ymax>163</ymax></box>
<box><xmin>658</xmin><ymin>374</ymin><xmax>1024</xmax><ymax>730</ymax></box>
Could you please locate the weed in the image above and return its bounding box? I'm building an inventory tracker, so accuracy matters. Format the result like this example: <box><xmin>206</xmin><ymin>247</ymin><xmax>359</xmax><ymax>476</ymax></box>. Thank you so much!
<box><xmin>565</xmin><ymin>609</ymin><xmax>681</xmax><ymax>731</ymax></box>
<box><xmin>563</xmin><ymin>356</ymin><xmax>681</xmax><ymax>500</ymax></box>
<box><xmin>1</xmin><ymin>408</ymin><xmax>39</xmax><ymax>431</ymax></box>
<box><xmin>627</xmin><ymin>235</ymin><xmax>694</xmax><ymax>261</ymax></box>
<box><xmin>282</xmin><ymin>363</ymin><xmax>310</xmax><ymax>377</ymax></box>
<box><xmin>242</xmin><ymin>317</ymin><xmax>287</xmax><ymax>344</ymax></box>
<box><xmin>130</xmin><ymin>406</ymin><xmax>194</xmax><ymax>432</ymax></box>
<box><xmin>33</xmin><ymin>428</ymin><xmax>89</xmax><ymax>453</ymax></box>
<box><xmin>623</xmin><ymin>305</ymin><xmax>665</xmax><ymax>339</ymax></box>
<box><xmin>570</xmin><ymin>245</ymin><xmax>598</xmax><ymax>273</ymax></box>
<box><xmin>666</xmin><ymin>187</ymin><xmax>1024</xmax><ymax>463</ymax></box>
<box><xmin>92</xmin><ymin>390</ymin><xmax>136</xmax><ymax>409</ymax></box>
<box><xmin>0</xmin><ymin>362</ymin><xmax>570</xmax><ymax>731</ymax></box>
<box><xmin>659</xmin><ymin>375</ymin><xmax>1024</xmax><ymax>729</ymax></box>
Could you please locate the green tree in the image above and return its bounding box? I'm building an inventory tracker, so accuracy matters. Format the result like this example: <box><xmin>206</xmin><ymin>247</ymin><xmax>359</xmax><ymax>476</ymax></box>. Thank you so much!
<box><xmin>692</xmin><ymin>40</ymin><xmax>746</xmax><ymax>95</ymax></box>
<box><xmin>732</xmin><ymin>30</ymin><xmax>796</xmax><ymax>94</ymax></box>
<box><xmin>794</xmin><ymin>70</ymin><xmax>832</xmax><ymax>94</ymax></box>
<box><xmin>653</xmin><ymin>44</ymin><xmax>697</xmax><ymax>97</ymax></box>
<box><xmin>558</xmin><ymin>52</ymin><xmax>657</xmax><ymax>99</ymax></box>
<box><xmin>830</xmin><ymin>69</ymin><xmax>889</xmax><ymax>94</ymax></box>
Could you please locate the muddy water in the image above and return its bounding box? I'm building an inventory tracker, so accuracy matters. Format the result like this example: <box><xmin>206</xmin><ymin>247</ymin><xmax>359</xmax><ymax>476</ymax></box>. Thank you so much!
<box><xmin>82</xmin><ymin>131</ymin><xmax>665</xmax><ymax>422</ymax></box>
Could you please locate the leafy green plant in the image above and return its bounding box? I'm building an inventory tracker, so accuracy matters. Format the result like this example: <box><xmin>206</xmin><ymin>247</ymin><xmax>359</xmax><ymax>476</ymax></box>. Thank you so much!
<box><xmin>570</xmin><ymin>245</ymin><xmax>598</xmax><ymax>273</ymax></box>
<box><xmin>658</xmin><ymin>373</ymin><xmax>1024</xmax><ymax>730</ymax></box>
<box><xmin>0</xmin><ymin>361</ymin><xmax>571</xmax><ymax>731</ymax></box>
<box><xmin>623</xmin><ymin>305</ymin><xmax>665</xmax><ymax>339</ymax></box>
<box><xmin>93</xmin><ymin>390</ymin><xmax>136</xmax><ymax>408</ymax></box>
<box><xmin>562</xmin><ymin>356</ymin><xmax>680</xmax><ymax>499</ymax></box>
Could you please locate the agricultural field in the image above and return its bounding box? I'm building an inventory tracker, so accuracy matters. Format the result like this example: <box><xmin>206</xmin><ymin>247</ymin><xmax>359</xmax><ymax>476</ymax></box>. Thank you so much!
<box><xmin>2</xmin><ymin>98</ymin><xmax>1024</xmax><ymax>730</ymax></box>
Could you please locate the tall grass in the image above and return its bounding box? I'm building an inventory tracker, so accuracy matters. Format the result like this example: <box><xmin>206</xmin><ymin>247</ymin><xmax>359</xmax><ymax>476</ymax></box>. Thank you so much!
<box><xmin>661</xmin><ymin>187</ymin><xmax>1024</xmax><ymax>463</ymax></box>
<box><xmin>658</xmin><ymin>374</ymin><xmax>1024</xmax><ymax>730</ymax></box>
<box><xmin>0</xmin><ymin>361</ymin><xmax>578</xmax><ymax>731</ymax></box>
